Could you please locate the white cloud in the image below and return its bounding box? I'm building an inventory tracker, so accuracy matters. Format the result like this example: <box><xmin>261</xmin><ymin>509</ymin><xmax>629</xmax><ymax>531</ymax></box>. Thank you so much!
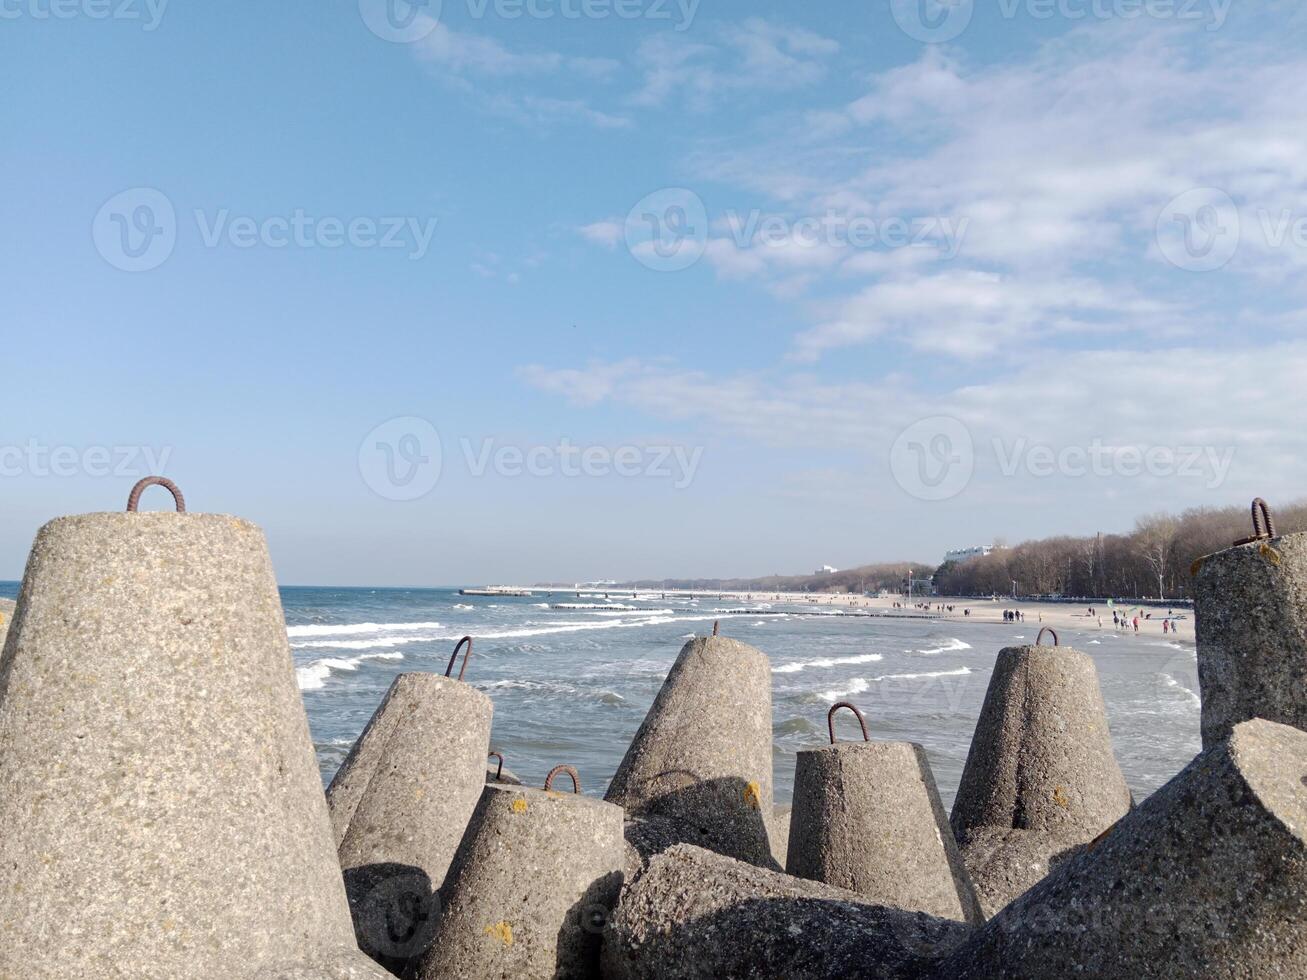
<box><xmin>630</xmin><ymin>19</ymin><xmax>839</xmax><ymax>110</ymax></box>
<box><xmin>578</xmin><ymin>220</ymin><xmax>624</xmax><ymax>249</ymax></box>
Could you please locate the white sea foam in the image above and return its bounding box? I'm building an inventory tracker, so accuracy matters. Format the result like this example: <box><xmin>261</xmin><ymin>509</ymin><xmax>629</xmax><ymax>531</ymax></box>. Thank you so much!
<box><xmin>455</xmin><ymin>603</ymin><xmax>475</xmax><ymax>610</ymax></box>
<box><xmin>915</xmin><ymin>638</ymin><xmax>972</xmax><ymax>656</ymax></box>
<box><xmin>287</xmin><ymin>621</ymin><xmax>442</xmax><ymax>638</ymax></box>
<box><xmin>1162</xmin><ymin>674</ymin><xmax>1202</xmax><ymax>706</ymax></box>
<box><xmin>297</xmin><ymin>651</ymin><xmax>404</xmax><ymax>691</ymax></box>
<box><xmin>819</xmin><ymin>678</ymin><xmax>870</xmax><ymax>700</ymax></box>
<box><xmin>872</xmin><ymin>667</ymin><xmax>972</xmax><ymax>683</ymax></box>
<box><xmin>291</xmin><ymin>635</ymin><xmax>437</xmax><ymax>650</ymax></box>
<box><xmin>772</xmin><ymin>653</ymin><xmax>885</xmax><ymax>674</ymax></box>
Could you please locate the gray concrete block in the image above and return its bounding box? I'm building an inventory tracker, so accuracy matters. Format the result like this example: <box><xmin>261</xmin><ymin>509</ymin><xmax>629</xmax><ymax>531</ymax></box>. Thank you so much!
<box><xmin>950</xmin><ymin>641</ymin><xmax>1131</xmax><ymax>912</ymax></box>
<box><xmin>604</xmin><ymin>635</ymin><xmax>778</xmax><ymax>869</ymax></box>
<box><xmin>602</xmin><ymin>843</ymin><xmax>972</xmax><ymax>980</ymax></box>
<box><xmin>411</xmin><ymin>776</ymin><xmax>624</xmax><ymax>980</ymax></box>
<box><xmin>1194</xmin><ymin>527</ymin><xmax>1307</xmax><ymax>747</ymax></box>
<box><xmin>787</xmin><ymin>730</ymin><xmax>982</xmax><ymax>923</ymax></box>
<box><xmin>486</xmin><ymin>751</ymin><xmax>522</xmax><ymax>785</ymax></box>
<box><xmin>254</xmin><ymin>949</ymin><xmax>399</xmax><ymax>978</ymax></box>
<box><xmin>771</xmin><ymin>805</ymin><xmax>791</xmax><ymax>869</ymax></box>
<box><xmin>937</xmin><ymin>718</ymin><xmax>1307</xmax><ymax>979</ymax></box>
<box><xmin>948</xmin><ymin>826</ymin><xmax>1084</xmax><ymax>920</ymax></box>
<box><xmin>329</xmin><ymin>672</ymin><xmax>492</xmax><ymax>972</ymax></box>
<box><xmin>0</xmin><ymin>509</ymin><xmax>362</xmax><ymax>979</ymax></box>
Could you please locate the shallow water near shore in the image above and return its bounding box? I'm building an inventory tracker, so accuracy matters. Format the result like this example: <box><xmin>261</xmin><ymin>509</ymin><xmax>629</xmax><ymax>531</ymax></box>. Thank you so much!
<box><xmin>279</xmin><ymin>586</ymin><xmax>1201</xmax><ymax>809</ymax></box>
<box><xmin>0</xmin><ymin>581</ymin><xmax>1203</xmax><ymax>809</ymax></box>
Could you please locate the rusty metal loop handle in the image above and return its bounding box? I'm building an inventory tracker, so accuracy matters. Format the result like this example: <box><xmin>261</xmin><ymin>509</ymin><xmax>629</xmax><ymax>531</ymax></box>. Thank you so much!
<box><xmin>1252</xmin><ymin>497</ymin><xmax>1275</xmax><ymax>539</ymax></box>
<box><xmin>1235</xmin><ymin>497</ymin><xmax>1277</xmax><ymax>545</ymax></box>
<box><xmin>828</xmin><ymin>701</ymin><xmax>870</xmax><ymax>744</ymax></box>
<box><xmin>1036</xmin><ymin>627</ymin><xmax>1059</xmax><ymax>647</ymax></box>
<box><xmin>712</xmin><ymin>621</ymin><xmax>720</xmax><ymax>636</ymax></box>
<box><xmin>126</xmin><ymin>477</ymin><xmax>185</xmax><ymax>513</ymax></box>
<box><xmin>544</xmin><ymin>764</ymin><xmax>580</xmax><ymax>794</ymax></box>
<box><xmin>445</xmin><ymin>636</ymin><xmax>472</xmax><ymax>681</ymax></box>
<box><xmin>488</xmin><ymin>751</ymin><xmax>504</xmax><ymax>780</ymax></box>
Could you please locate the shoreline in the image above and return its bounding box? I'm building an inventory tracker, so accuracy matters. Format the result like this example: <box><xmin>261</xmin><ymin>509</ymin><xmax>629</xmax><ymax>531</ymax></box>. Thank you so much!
<box><xmin>483</xmin><ymin>587</ymin><xmax>1197</xmax><ymax>648</ymax></box>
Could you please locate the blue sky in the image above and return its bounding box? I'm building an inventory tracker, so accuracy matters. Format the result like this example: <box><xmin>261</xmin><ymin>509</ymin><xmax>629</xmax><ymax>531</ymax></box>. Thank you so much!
<box><xmin>2</xmin><ymin>0</ymin><xmax>1305</xmax><ymax>585</ymax></box>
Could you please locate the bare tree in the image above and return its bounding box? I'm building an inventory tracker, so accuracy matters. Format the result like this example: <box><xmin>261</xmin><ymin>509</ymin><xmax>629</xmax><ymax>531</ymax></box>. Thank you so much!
<box><xmin>1135</xmin><ymin>514</ymin><xmax>1180</xmax><ymax>600</ymax></box>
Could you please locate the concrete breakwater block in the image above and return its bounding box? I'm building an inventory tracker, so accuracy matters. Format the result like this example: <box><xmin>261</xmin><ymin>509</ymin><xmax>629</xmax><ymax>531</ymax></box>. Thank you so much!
<box><xmin>1194</xmin><ymin>500</ymin><xmax>1307</xmax><ymax>748</ymax></box>
<box><xmin>486</xmin><ymin>750</ymin><xmax>522</xmax><ymax>785</ymax></box>
<box><xmin>771</xmin><ymin>804</ymin><xmax>791</xmax><ymax>868</ymax></box>
<box><xmin>787</xmin><ymin>702</ymin><xmax>982</xmax><ymax>924</ymax></box>
<box><xmin>605</xmin><ymin>634</ymin><xmax>778</xmax><ymax>868</ymax></box>
<box><xmin>412</xmin><ymin>766</ymin><xmax>624</xmax><ymax>980</ymax></box>
<box><xmin>950</xmin><ymin>630</ymin><xmax>1131</xmax><ymax>914</ymax></box>
<box><xmin>602</xmin><ymin>843</ymin><xmax>972</xmax><ymax>980</ymax></box>
<box><xmin>327</xmin><ymin>643</ymin><xmax>493</xmax><ymax>971</ymax></box>
<box><xmin>0</xmin><ymin>480</ymin><xmax>371</xmax><ymax>979</ymax></box>
<box><xmin>937</xmin><ymin>718</ymin><xmax>1307</xmax><ymax>979</ymax></box>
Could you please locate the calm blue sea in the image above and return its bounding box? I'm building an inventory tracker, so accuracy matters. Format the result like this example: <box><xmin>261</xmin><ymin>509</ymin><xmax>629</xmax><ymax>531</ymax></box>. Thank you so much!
<box><xmin>0</xmin><ymin>581</ymin><xmax>1203</xmax><ymax>808</ymax></box>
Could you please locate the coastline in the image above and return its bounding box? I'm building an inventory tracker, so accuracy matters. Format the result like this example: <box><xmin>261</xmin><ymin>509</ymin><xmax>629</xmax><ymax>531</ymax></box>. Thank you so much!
<box><xmin>494</xmin><ymin>587</ymin><xmax>1196</xmax><ymax>648</ymax></box>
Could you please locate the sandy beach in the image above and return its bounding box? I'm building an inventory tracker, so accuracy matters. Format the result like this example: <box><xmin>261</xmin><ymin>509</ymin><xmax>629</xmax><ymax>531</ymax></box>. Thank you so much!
<box><xmin>558</xmin><ymin>588</ymin><xmax>1194</xmax><ymax>647</ymax></box>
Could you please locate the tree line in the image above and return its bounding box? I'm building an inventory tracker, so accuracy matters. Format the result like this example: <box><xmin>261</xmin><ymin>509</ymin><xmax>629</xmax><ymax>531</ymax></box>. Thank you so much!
<box><xmin>931</xmin><ymin>499</ymin><xmax>1307</xmax><ymax>601</ymax></box>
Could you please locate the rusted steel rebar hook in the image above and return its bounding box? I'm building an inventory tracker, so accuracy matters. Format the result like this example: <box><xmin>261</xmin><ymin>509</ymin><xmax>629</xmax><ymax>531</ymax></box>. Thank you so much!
<box><xmin>488</xmin><ymin>752</ymin><xmax>505</xmax><ymax>781</ymax></box>
<box><xmin>1036</xmin><ymin>627</ymin><xmax>1059</xmax><ymax>647</ymax></box>
<box><xmin>1235</xmin><ymin>498</ymin><xmax>1276</xmax><ymax>546</ymax></box>
<box><xmin>544</xmin><ymin>764</ymin><xmax>580</xmax><ymax>794</ymax></box>
<box><xmin>126</xmin><ymin>476</ymin><xmax>186</xmax><ymax>513</ymax></box>
<box><xmin>445</xmin><ymin>636</ymin><xmax>472</xmax><ymax>681</ymax></box>
<box><xmin>828</xmin><ymin>701</ymin><xmax>870</xmax><ymax>744</ymax></box>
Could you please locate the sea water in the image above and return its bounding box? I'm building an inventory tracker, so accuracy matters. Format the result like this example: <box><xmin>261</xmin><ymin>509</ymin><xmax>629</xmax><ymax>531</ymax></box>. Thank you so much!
<box><xmin>0</xmin><ymin>582</ymin><xmax>1203</xmax><ymax>808</ymax></box>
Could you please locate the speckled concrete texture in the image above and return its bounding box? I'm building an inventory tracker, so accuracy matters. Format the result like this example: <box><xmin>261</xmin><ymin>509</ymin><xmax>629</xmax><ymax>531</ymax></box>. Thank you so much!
<box><xmin>936</xmin><ymin>719</ymin><xmax>1307</xmax><ymax>979</ymax></box>
<box><xmin>787</xmin><ymin>741</ymin><xmax>983</xmax><ymax>924</ymax></box>
<box><xmin>770</xmin><ymin>804</ymin><xmax>791</xmax><ymax>868</ymax></box>
<box><xmin>411</xmin><ymin>782</ymin><xmax>624</xmax><ymax>979</ymax></box>
<box><xmin>950</xmin><ymin>643</ymin><xmax>1132</xmax><ymax>913</ymax></box>
<box><xmin>603</xmin><ymin>843</ymin><xmax>972</xmax><ymax>980</ymax></box>
<box><xmin>1194</xmin><ymin>532</ymin><xmax>1307</xmax><ymax>747</ymax></box>
<box><xmin>0</xmin><ymin>512</ymin><xmax>362</xmax><ymax>980</ymax></box>
<box><xmin>330</xmin><ymin>673</ymin><xmax>492</xmax><ymax>971</ymax></box>
<box><xmin>254</xmin><ymin>949</ymin><xmax>399</xmax><ymax>978</ymax></box>
<box><xmin>604</xmin><ymin>635</ymin><xmax>778</xmax><ymax>868</ymax></box>
<box><xmin>487</xmin><ymin>760</ymin><xmax>522</xmax><ymax>785</ymax></box>
<box><xmin>949</xmin><ymin>826</ymin><xmax>1084</xmax><ymax>919</ymax></box>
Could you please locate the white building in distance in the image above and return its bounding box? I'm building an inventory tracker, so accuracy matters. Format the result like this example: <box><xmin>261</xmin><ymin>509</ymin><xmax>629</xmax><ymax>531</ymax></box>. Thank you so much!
<box><xmin>944</xmin><ymin>546</ymin><xmax>997</xmax><ymax>564</ymax></box>
<box><xmin>814</xmin><ymin>565</ymin><xmax>838</xmax><ymax>575</ymax></box>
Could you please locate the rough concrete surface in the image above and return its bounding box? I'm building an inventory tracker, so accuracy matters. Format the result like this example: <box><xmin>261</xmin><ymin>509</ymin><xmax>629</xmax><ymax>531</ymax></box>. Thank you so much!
<box><xmin>411</xmin><ymin>782</ymin><xmax>624</xmax><ymax>979</ymax></box>
<box><xmin>331</xmin><ymin>673</ymin><xmax>492</xmax><ymax>971</ymax></box>
<box><xmin>603</xmin><ymin>843</ymin><xmax>972</xmax><ymax>980</ymax></box>
<box><xmin>0</xmin><ymin>512</ymin><xmax>362</xmax><ymax>980</ymax></box>
<box><xmin>950</xmin><ymin>643</ymin><xmax>1132</xmax><ymax>912</ymax></box>
<box><xmin>937</xmin><ymin>719</ymin><xmax>1307</xmax><ymax>979</ymax></box>
<box><xmin>604</xmin><ymin>635</ymin><xmax>779</xmax><ymax>869</ymax></box>
<box><xmin>1194</xmin><ymin>531</ymin><xmax>1307</xmax><ymax>747</ymax></box>
<box><xmin>787</xmin><ymin>740</ymin><xmax>983</xmax><ymax>924</ymax></box>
